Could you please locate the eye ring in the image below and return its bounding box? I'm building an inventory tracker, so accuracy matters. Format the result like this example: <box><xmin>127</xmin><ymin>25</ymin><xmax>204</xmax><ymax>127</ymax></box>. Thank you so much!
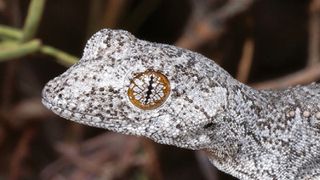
<box><xmin>127</xmin><ymin>70</ymin><xmax>170</xmax><ymax>110</ymax></box>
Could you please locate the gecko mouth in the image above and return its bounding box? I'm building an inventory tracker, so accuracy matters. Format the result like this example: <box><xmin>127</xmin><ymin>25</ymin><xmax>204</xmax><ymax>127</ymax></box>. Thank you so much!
<box><xmin>42</xmin><ymin>96</ymin><xmax>198</xmax><ymax>150</ymax></box>
<box><xmin>41</xmin><ymin>96</ymin><xmax>130</xmax><ymax>132</ymax></box>
<box><xmin>41</xmin><ymin>96</ymin><xmax>150</xmax><ymax>137</ymax></box>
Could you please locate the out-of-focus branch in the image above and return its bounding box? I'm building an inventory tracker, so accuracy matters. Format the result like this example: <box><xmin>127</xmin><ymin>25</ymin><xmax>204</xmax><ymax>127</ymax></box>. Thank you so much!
<box><xmin>40</xmin><ymin>45</ymin><xmax>78</xmax><ymax>66</ymax></box>
<box><xmin>0</xmin><ymin>25</ymin><xmax>78</xmax><ymax>66</ymax></box>
<box><xmin>308</xmin><ymin>0</ymin><xmax>320</xmax><ymax>66</ymax></box>
<box><xmin>9</xmin><ymin>128</ymin><xmax>37</xmax><ymax>180</ymax></box>
<box><xmin>252</xmin><ymin>62</ymin><xmax>320</xmax><ymax>89</ymax></box>
<box><xmin>0</xmin><ymin>25</ymin><xmax>22</xmax><ymax>39</ymax></box>
<box><xmin>176</xmin><ymin>0</ymin><xmax>254</xmax><ymax>50</ymax></box>
<box><xmin>41</xmin><ymin>134</ymin><xmax>146</xmax><ymax>180</ymax></box>
<box><xmin>0</xmin><ymin>0</ymin><xmax>77</xmax><ymax>66</ymax></box>
<box><xmin>236</xmin><ymin>38</ymin><xmax>254</xmax><ymax>83</ymax></box>
<box><xmin>4</xmin><ymin>98</ymin><xmax>52</xmax><ymax>128</ymax></box>
<box><xmin>142</xmin><ymin>139</ymin><xmax>163</xmax><ymax>180</ymax></box>
<box><xmin>87</xmin><ymin>0</ymin><xmax>128</xmax><ymax>34</ymax></box>
<box><xmin>0</xmin><ymin>0</ymin><xmax>5</xmax><ymax>11</ymax></box>
<box><xmin>102</xmin><ymin>0</ymin><xmax>127</xmax><ymax>28</ymax></box>
<box><xmin>123</xmin><ymin>0</ymin><xmax>161</xmax><ymax>33</ymax></box>
<box><xmin>196</xmin><ymin>151</ymin><xmax>218</xmax><ymax>180</ymax></box>
<box><xmin>20</xmin><ymin>0</ymin><xmax>46</xmax><ymax>42</ymax></box>
<box><xmin>246</xmin><ymin>0</ymin><xmax>320</xmax><ymax>90</ymax></box>
<box><xmin>0</xmin><ymin>39</ymin><xmax>41</xmax><ymax>61</ymax></box>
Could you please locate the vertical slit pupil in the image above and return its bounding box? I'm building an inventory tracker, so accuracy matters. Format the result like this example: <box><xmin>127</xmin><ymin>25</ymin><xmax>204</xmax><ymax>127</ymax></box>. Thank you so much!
<box><xmin>144</xmin><ymin>75</ymin><xmax>154</xmax><ymax>104</ymax></box>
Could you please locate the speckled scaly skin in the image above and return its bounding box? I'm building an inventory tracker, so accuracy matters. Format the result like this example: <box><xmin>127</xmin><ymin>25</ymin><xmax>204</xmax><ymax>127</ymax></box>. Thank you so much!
<box><xmin>42</xmin><ymin>29</ymin><xmax>320</xmax><ymax>180</ymax></box>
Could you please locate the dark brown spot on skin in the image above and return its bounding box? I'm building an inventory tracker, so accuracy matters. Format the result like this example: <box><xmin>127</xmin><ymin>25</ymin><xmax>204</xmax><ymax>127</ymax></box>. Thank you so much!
<box><xmin>109</xmin><ymin>87</ymin><xmax>114</xmax><ymax>92</ymax></box>
<box><xmin>176</xmin><ymin>124</ymin><xmax>182</xmax><ymax>129</ymax></box>
<box><xmin>203</xmin><ymin>122</ymin><xmax>214</xmax><ymax>129</ymax></box>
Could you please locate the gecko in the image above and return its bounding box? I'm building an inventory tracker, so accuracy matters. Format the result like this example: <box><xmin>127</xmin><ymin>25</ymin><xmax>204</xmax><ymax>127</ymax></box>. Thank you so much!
<box><xmin>41</xmin><ymin>28</ymin><xmax>320</xmax><ymax>180</ymax></box>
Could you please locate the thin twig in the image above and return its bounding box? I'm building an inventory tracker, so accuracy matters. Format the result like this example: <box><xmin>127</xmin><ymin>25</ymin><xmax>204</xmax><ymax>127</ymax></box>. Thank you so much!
<box><xmin>123</xmin><ymin>0</ymin><xmax>161</xmax><ymax>33</ymax></box>
<box><xmin>102</xmin><ymin>0</ymin><xmax>127</xmax><ymax>28</ymax></box>
<box><xmin>0</xmin><ymin>25</ymin><xmax>78</xmax><ymax>65</ymax></box>
<box><xmin>55</xmin><ymin>143</ymin><xmax>103</xmax><ymax>173</ymax></box>
<box><xmin>6</xmin><ymin>98</ymin><xmax>51</xmax><ymax>128</ymax></box>
<box><xmin>196</xmin><ymin>151</ymin><xmax>218</xmax><ymax>180</ymax></box>
<box><xmin>0</xmin><ymin>125</ymin><xmax>6</xmax><ymax>148</ymax></box>
<box><xmin>142</xmin><ymin>139</ymin><xmax>163</xmax><ymax>180</ymax></box>
<box><xmin>41</xmin><ymin>134</ymin><xmax>145</xmax><ymax>179</ymax></box>
<box><xmin>252</xmin><ymin>62</ymin><xmax>320</xmax><ymax>89</ymax></box>
<box><xmin>0</xmin><ymin>0</ymin><xmax>5</xmax><ymax>11</ymax></box>
<box><xmin>20</xmin><ymin>0</ymin><xmax>46</xmax><ymax>42</ymax></box>
<box><xmin>0</xmin><ymin>39</ymin><xmax>41</xmax><ymax>61</ymax></box>
<box><xmin>9</xmin><ymin>128</ymin><xmax>36</xmax><ymax>180</ymax></box>
<box><xmin>308</xmin><ymin>0</ymin><xmax>320</xmax><ymax>66</ymax></box>
<box><xmin>40</xmin><ymin>45</ymin><xmax>78</xmax><ymax>66</ymax></box>
<box><xmin>236</xmin><ymin>38</ymin><xmax>254</xmax><ymax>83</ymax></box>
<box><xmin>0</xmin><ymin>25</ymin><xmax>23</xmax><ymax>39</ymax></box>
<box><xmin>0</xmin><ymin>60</ymin><xmax>18</xmax><ymax>110</ymax></box>
<box><xmin>176</xmin><ymin>0</ymin><xmax>254</xmax><ymax>50</ymax></box>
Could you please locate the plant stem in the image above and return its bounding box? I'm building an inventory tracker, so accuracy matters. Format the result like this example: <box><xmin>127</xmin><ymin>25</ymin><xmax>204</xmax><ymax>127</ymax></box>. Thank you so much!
<box><xmin>21</xmin><ymin>0</ymin><xmax>46</xmax><ymax>42</ymax></box>
<box><xmin>0</xmin><ymin>40</ymin><xmax>41</xmax><ymax>61</ymax></box>
<box><xmin>0</xmin><ymin>25</ymin><xmax>23</xmax><ymax>39</ymax></box>
<box><xmin>40</xmin><ymin>45</ymin><xmax>78</xmax><ymax>66</ymax></box>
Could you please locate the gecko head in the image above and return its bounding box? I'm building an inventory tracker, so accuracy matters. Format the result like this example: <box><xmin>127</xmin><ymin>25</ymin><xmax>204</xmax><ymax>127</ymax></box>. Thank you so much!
<box><xmin>42</xmin><ymin>29</ymin><xmax>233</xmax><ymax>150</ymax></box>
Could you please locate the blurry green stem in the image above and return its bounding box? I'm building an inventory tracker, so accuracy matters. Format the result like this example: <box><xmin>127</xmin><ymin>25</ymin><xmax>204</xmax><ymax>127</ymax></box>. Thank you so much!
<box><xmin>0</xmin><ymin>0</ymin><xmax>77</xmax><ymax>66</ymax></box>
<box><xmin>0</xmin><ymin>40</ymin><xmax>41</xmax><ymax>61</ymax></box>
<box><xmin>0</xmin><ymin>25</ymin><xmax>23</xmax><ymax>39</ymax></box>
<box><xmin>21</xmin><ymin>0</ymin><xmax>46</xmax><ymax>42</ymax></box>
<box><xmin>40</xmin><ymin>46</ymin><xmax>78</xmax><ymax>66</ymax></box>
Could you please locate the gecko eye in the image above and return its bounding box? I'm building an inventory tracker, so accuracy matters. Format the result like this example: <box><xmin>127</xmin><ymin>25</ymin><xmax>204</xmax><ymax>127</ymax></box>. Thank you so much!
<box><xmin>127</xmin><ymin>70</ymin><xmax>170</xmax><ymax>110</ymax></box>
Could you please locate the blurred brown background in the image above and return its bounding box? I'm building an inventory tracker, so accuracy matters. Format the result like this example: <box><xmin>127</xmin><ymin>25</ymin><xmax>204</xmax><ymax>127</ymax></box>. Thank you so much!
<box><xmin>0</xmin><ymin>0</ymin><xmax>319</xmax><ymax>179</ymax></box>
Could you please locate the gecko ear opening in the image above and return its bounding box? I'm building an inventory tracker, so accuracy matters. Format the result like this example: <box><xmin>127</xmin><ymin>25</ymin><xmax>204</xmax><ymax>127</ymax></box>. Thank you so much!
<box><xmin>81</xmin><ymin>28</ymin><xmax>136</xmax><ymax>61</ymax></box>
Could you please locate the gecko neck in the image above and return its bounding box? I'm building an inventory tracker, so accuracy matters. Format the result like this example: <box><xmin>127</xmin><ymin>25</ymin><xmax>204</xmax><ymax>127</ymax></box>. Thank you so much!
<box><xmin>204</xmin><ymin>79</ymin><xmax>267</xmax><ymax>150</ymax></box>
<box><xmin>205</xmin><ymin>83</ymin><xmax>320</xmax><ymax>179</ymax></box>
<box><xmin>203</xmin><ymin>80</ymin><xmax>272</xmax><ymax>179</ymax></box>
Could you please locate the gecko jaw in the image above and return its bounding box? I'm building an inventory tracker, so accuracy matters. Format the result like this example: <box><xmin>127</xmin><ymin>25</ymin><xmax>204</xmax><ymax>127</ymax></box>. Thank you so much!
<box><xmin>41</xmin><ymin>97</ymin><xmax>202</xmax><ymax>150</ymax></box>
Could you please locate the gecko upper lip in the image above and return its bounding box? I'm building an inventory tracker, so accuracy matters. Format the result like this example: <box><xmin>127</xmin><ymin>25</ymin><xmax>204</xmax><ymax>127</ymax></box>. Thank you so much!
<box><xmin>41</xmin><ymin>96</ymin><xmax>113</xmax><ymax>121</ymax></box>
<box><xmin>41</xmin><ymin>97</ymin><xmax>93</xmax><ymax>120</ymax></box>
<box><xmin>41</xmin><ymin>97</ymin><xmax>74</xmax><ymax>115</ymax></box>
<box><xmin>41</xmin><ymin>96</ymin><xmax>53</xmax><ymax>109</ymax></box>
<box><xmin>42</xmin><ymin>95</ymin><xmax>128</xmax><ymax>131</ymax></box>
